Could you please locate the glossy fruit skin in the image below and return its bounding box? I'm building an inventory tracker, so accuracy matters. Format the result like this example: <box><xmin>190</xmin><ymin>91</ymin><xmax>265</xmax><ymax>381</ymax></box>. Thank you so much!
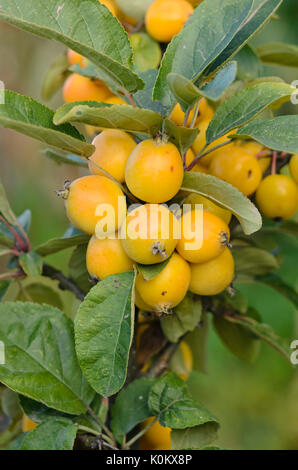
<box><xmin>63</xmin><ymin>74</ymin><xmax>111</xmax><ymax>103</ymax></box>
<box><xmin>65</xmin><ymin>175</ymin><xmax>126</xmax><ymax>236</ymax></box>
<box><xmin>136</xmin><ymin>253</ymin><xmax>191</xmax><ymax>312</ymax></box>
<box><xmin>209</xmin><ymin>147</ymin><xmax>262</xmax><ymax>196</ymax></box>
<box><xmin>184</xmin><ymin>193</ymin><xmax>232</xmax><ymax>224</ymax></box>
<box><xmin>189</xmin><ymin>247</ymin><xmax>235</xmax><ymax>296</ymax></box>
<box><xmin>67</xmin><ymin>49</ymin><xmax>87</xmax><ymax>68</ymax></box>
<box><xmin>145</xmin><ymin>0</ymin><xmax>193</xmax><ymax>43</ymax></box>
<box><xmin>135</xmin><ymin>289</ymin><xmax>152</xmax><ymax>311</ymax></box>
<box><xmin>185</xmin><ymin>148</ymin><xmax>209</xmax><ymax>174</ymax></box>
<box><xmin>22</xmin><ymin>415</ymin><xmax>37</xmax><ymax>432</ymax></box>
<box><xmin>105</xmin><ymin>95</ymin><xmax>126</xmax><ymax>105</ymax></box>
<box><xmin>86</xmin><ymin>235</ymin><xmax>133</xmax><ymax>280</ymax></box>
<box><xmin>171</xmin><ymin>103</ymin><xmax>196</xmax><ymax>127</ymax></box>
<box><xmin>196</xmin><ymin>98</ymin><xmax>214</xmax><ymax>124</ymax></box>
<box><xmin>236</xmin><ymin>140</ymin><xmax>270</xmax><ymax>173</ymax></box>
<box><xmin>192</xmin><ymin>119</ymin><xmax>234</xmax><ymax>167</ymax></box>
<box><xmin>120</xmin><ymin>204</ymin><xmax>179</xmax><ymax>265</ymax></box>
<box><xmin>289</xmin><ymin>154</ymin><xmax>298</xmax><ymax>184</ymax></box>
<box><xmin>140</xmin><ymin>417</ymin><xmax>171</xmax><ymax>450</ymax></box>
<box><xmin>89</xmin><ymin>129</ymin><xmax>136</xmax><ymax>183</ymax></box>
<box><xmin>177</xmin><ymin>209</ymin><xmax>230</xmax><ymax>264</ymax></box>
<box><xmin>256</xmin><ymin>174</ymin><xmax>298</xmax><ymax>220</ymax></box>
<box><xmin>125</xmin><ymin>139</ymin><xmax>184</xmax><ymax>203</ymax></box>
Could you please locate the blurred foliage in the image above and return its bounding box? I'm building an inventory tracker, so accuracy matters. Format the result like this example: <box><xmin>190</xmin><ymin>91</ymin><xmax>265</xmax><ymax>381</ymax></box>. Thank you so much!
<box><xmin>0</xmin><ymin>0</ymin><xmax>297</xmax><ymax>450</ymax></box>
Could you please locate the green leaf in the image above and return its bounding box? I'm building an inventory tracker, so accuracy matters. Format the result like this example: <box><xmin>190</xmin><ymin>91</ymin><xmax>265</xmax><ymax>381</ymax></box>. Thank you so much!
<box><xmin>41</xmin><ymin>149</ymin><xmax>88</xmax><ymax>168</ymax></box>
<box><xmin>136</xmin><ymin>258</ymin><xmax>171</xmax><ymax>281</ymax></box>
<box><xmin>133</xmin><ymin>70</ymin><xmax>167</xmax><ymax>115</ymax></box>
<box><xmin>233</xmin><ymin>246</ymin><xmax>279</xmax><ymax>276</ymax></box>
<box><xmin>163</xmin><ymin>120</ymin><xmax>198</xmax><ymax>157</ymax></box>
<box><xmin>115</xmin><ymin>0</ymin><xmax>154</xmax><ymax>22</ymax></box>
<box><xmin>130</xmin><ymin>33</ymin><xmax>161</xmax><ymax>73</ymax></box>
<box><xmin>161</xmin><ymin>293</ymin><xmax>202</xmax><ymax>343</ymax></box>
<box><xmin>19</xmin><ymin>251</ymin><xmax>43</xmax><ymax>277</ymax></box>
<box><xmin>0</xmin><ymin>0</ymin><xmax>144</xmax><ymax>94</ymax></box>
<box><xmin>19</xmin><ymin>396</ymin><xmax>69</xmax><ymax>424</ymax></box>
<box><xmin>35</xmin><ymin>233</ymin><xmax>89</xmax><ymax>257</ymax></box>
<box><xmin>1</xmin><ymin>389</ymin><xmax>23</xmax><ymax>423</ymax></box>
<box><xmin>0</xmin><ymin>281</ymin><xmax>10</xmax><ymax>300</ymax></box>
<box><xmin>181</xmin><ymin>172</ymin><xmax>262</xmax><ymax>235</ymax></box>
<box><xmin>167</xmin><ymin>62</ymin><xmax>237</xmax><ymax>111</ymax></box>
<box><xmin>75</xmin><ymin>271</ymin><xmax>136</xmax><ymax>397</ymax></box>
<box><xmin>0</xmin><ymin>176</ymin><xmax>18</xmax><ymax>226</ymax></box>
<box><xmin>186</xmin><ymin>313</ymin><xmax>209</xmax><ymax>374</ymax></box>
<box><xmin>153</xmin><ymin>0</ymin><xmax>253</xmax><ymax>108</ymax></box>
<box><xmin>235</xmin><ymin>44</ymin><xmax>262</xmax><ymax>80</ymax></box>
<box><xmin>257</xmin><ymin>42</ymin><xmax>298</xmax><ymax>68</ymax></box>
<box><xmin>20</xmin><ymin>418</ymin><xmax>77</xmax><ymax>450</ymax></box>
<box><xmin>41</xmin><ymin>53</ymin><xmax>70</xmax><ymax>101</ymax></box>
<box><xmin>223</xmin><ymin>313</ymin><xmax>291</xmax><ymax>361</ymax></box>
<box><xmin>213</xmin><ymin>316</ymin><xmax>260</xmax><ymax>363</ymax></box>
<box><xmin>148</xmin><ymin>373</ymin><xmax>218</xmax><ymax>429</ymax></box>
<box><xmin>0</xmin><ymin>302</ymin><xmax>95</xmax><ymax>414</ymax></box>
<box><xmin>69</xmin><ymin>244</ymin><xmax>91</xmax><ymax>293</ymax></box>
<box><xmin>235</xmin><ymin>115</ymin><xmax>298</xmax><ymax>154</ymax></box>
<box><xmin>111</xmin><ymin>377</ymin><xmax>155</xmax><ymax>443</ymax></box>
<box><xmin>54</xmin><ymin>102</ymin><xmax>163</xmax><ymax>137</ymax></box>
<box><xmin>208</xmin><ymin>0</ymin><xmax>283</xmax><ymax>75</ymax></box>
<box><xmin>206</xmin><ymin>82</ymin><xmax>294</xmax><ymax>144</ymax></box>
<box><xmin>253</xmin><ymin>275</ymin><xmax>298</xmax><ymax>309</ymax></box>
<box><xmin>7</xmin><ymin>433</ymin><xmax>28</xmax><ymax>450</ymax></box>
<box><xmin>0</xmin><ymin>91</ymin><xmax>94</xmax><ymax>157</ymax></box>
<box><xmin>171</xmin><ymin>422</ymin><xmax>219</xmax><ymax>450</ymax></box>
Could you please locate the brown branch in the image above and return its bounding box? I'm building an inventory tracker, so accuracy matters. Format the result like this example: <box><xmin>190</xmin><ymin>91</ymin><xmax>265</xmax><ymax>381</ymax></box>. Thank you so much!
<box><xmin>42</xmin><ymin>263</ymin><xmax>85</xmax><ymax>301</ymax></box>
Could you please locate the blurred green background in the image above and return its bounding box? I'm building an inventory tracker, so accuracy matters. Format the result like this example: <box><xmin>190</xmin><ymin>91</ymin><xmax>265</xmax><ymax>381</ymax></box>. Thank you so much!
<box><xmin>0</xmin><ymin>0</ymin><xmax>297</xmax><ymax>450</ymax></box>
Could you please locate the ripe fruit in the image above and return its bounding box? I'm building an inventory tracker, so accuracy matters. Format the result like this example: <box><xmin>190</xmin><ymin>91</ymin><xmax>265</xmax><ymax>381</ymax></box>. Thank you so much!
<box><xmin>192</xmin><ymin>119</ymin><xmax>233</xmax><ymax>167</ymax></box>
<box><xmin>184</xmin><ymin>193</ymin><xmax>232</xmax><ymax>224</ymax></box>
<box><xmin>105</xmin><ymin>95</ymin><xmax>126</xmax><ymax>105</ymax></box>
<box><xmin>196</xmin><ymin>98</ymin><xmax>214</xmax><ymax>124</ymax></box>
<box><xmin>135</xmin><ymin>289</ymin><xmax>152</xmax><ymax>311</ymax></box>
<box><xmin>236</xmin><ymin>140</ymin><xmax>271</xmax><ymax>173</ymax></box>
<box><xmin>189</xmin><ymin>247</ymin><xmax>234</xmax><ymax>295</ymax></box>
<box><xmin>64</xmin><ymin>175</ymin><xmax>126</xmax><ymax>236</ymax></box>
<box><xmin>256</xmin><ymin>174</ymin><xmax>298</xmax><ymax>220</ymax></box>
<box><xmin>63</xmin><ymin>74</ymin><xmax>111</xmax><ymax>103</ymax></box>
<box><xmin>86</xmin><ymin>235</ymin><xmax>133</xmax><ymax>280</ymax></box>
<box><xmin>67</xmin><ymin>49</ymin><xmax>87</xmax><ymax>68</ymax></box>
<box><xmin>171</xmin><ymin>99</ymin><xmax>214</xmax><ymax>127</ymax></box>
<box><xmin>289</xmin><ymin>154</ymin><xmax>298</xmax><ymax>184</ymax></box>
<box><xmin>125</xmin><ymin>139</ymin><xmax>184</xmax><ymax>203</ymax></box>
<box><xmin>139</xmin><ymin>417</ymin><xmax>171</xmax><ymax>450</ymax></box>
<box><xmin>177</xmin><ymin>209</ymin><xmax>230</xmax><ymax>264</ymax></box>
<box><xmin>22</xmin><ymin>415</ymin><xmax>37</xmax><ymax>432</ymax></box>
<box><xmin>145</xmin><ymin>0</ymin><xmax>194</xmax><ymax>43</ymax></box>
<box><xmin>120</xmin><ymin>204</ymin><xmax>179</xmax><ymax>265</ymax></box>
<box><xmin>136</xmin><ymin>253</ymin><xmax>191</xmax><ymax>313</ymax></box>
<box><xmin>171</xmin><ymin>103</ymin><xmax>196</xmax><ymax>127</ymax></box>
<box><xmin>209</xmin><ymin>147</ymin><xmax>262</xmax><ymax>196</ymax></box>
<box><xmin>89</xmin><ymin>129</ymin><xmax>136</xmax><ymax>183</ymax></box>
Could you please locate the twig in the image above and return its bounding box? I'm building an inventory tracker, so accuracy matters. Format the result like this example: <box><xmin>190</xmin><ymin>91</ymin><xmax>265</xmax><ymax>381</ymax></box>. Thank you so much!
<box><xmin>42</xmin><ymin>263</ymin><xmax>85</xmax><ymax>301</ymax></box>
<box><xmin>124</xmin><ymin>416</ymin><xmax>159</xmax><ymax>449</ymax></box>
<box><xmin>0</xmin><ymin>215</ymin><xmax>27</xmax><ymax>252</ymax></box>
<box><xmin>186</xmin><ymin>139</ymin><xmax>233</xmax><ymax>171</ymax></box>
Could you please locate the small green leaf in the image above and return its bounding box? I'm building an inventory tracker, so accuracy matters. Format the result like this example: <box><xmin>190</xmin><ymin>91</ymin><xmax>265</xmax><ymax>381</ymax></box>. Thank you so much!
<box><xmin>69</xmin><ymin>244</ymin><xmax>91</xmax><ymax>293</ymax></box>
<box><xmin>35</xmin><ymin>233</ymin><xmax>89</xmax><ymax>257</ymax></box>
<box><xmin>181</xmin><ymin>172</ymin><xmax>262</xmax><ymax>235</ymax></box>
<box><xmin>213</xmin><ymin>316</ymin><xmax>260</xmax><ymax>363</ymax></box>
<box><xmin>0</xmin><ymin>302</ymin><xmax>95</xmax><ymax>414</ymax></box>
<box><xmin>164</xmin><ymin>120</ymin><xmax>198</xmax><ymax>156</ymax></box>
<box><xmin>54</xmin><ymin>102</ymin><xmax>163</xmax><ymax>137</ymax></box>
<box><xmin>115</xmin><ymin>0</ymin><xmax>154</xmax><ymax>22</ymax></box>
<box><xmin>161</xmin><ymin>293</ymin><xmax>202</xmax><ymax>343</ymax></box>
<box><xmin>171</xmin><ymin>422</ymin><xmax>219</xmax><ymax>450</ymax></box>
<box><xmin>136</xmin><ymin>258</ymin><xmax>171</xmax><ymax>281</ymax></box>
<box><xmin>75</xmin><ymin>271</ymin><xmax>136</xmax><ymax>397</ymax></box>
<box><xmin>257</xmin><ymin>42</ymin><xmax>298</xmax><ymax>68</ymax></box>
<box><xmin>19</xmin><ymin>395</ymin><xmax>69</xmax><ymax>424</ymax></box>
<box><xmin>0</xmin><ymin>0</ymin><xmax>144</xmax><ymax>94</ymax></box>
<box><xmin>186</xmin><ymin>313</ymin><xmax>209</xmax><ymax>374</ymax></box>
<box><xmin>0</xmin><ymin>91</ymin><xmax>94</xmax><ymax>157</ymax></box>
<box><xmin>111</xmin><ymin>377</ymin><xmax>155</xmax><ymax>443</ymax></box>
<box><xmin>235</xmin><ymin>115</ymin><xmax>298</xmax><ymax>154</ymax></box>
<box><xmin>41</xmin><ymin>149</ymin><xmax>88</xmax><ymax>168</ymax></box>
<box><xmin>206</xmin><ymin>82</ymin><xmax>294</xmax><ymax>144</ymax></box>
<box><xmin>19</xmin><ymin>252</ymin><xmax>43</xmax><ymax>277</ymax></box>
<box><xmin>148</xmin><ymin>373</ymin><xmax>218</xmax><ymax>429</ymax></box>
<box><xmin>41</xmin><ymin>53</ymin><xmax>70</xmax><ymax>101</ymax></box>
<box><xmin>200</xmin><ymin>62</ymin><xmax>238</xmax><ymax>101</ymax></box>
<box><xmin>233</xmin><ymin>246</ymin><xmax>279</xmax><ymax>276</ymax></box>
<box><xmin>130</xmin><ymin>33</ymin><xmax>161</xmax><ymax>73</ymax></box>
<box><xmin>252</xmin><ymin>275</ymin><xmax>298</xmax><ymax>309</ymax></box>
<box><xmin>223</xmin><ymin>313</ymin><xmax>291</xmax><ymax>361</ymax></box>
<box><xmin>0</xmin><ymin>176</ymin><xmax>18</xmax><ymax>226</ymax></box>
<box><xmin>20</xmin><ymin>418</ymin><xmax>77</xmax><ymax>450</ymax></box>
<box><xmin>153</xmin><ymin>0</ymin><xmax>253</xmax><ymax>108</ymax></box>
<box><xmin>133</xmin><ymin>70</ymin><xmax>167</xmax><ymax>115</ymax></box>
<box><xmin>235</xmin><ymin>44</ymin><xmax>262</xmax><ymax>80</ymax></box>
